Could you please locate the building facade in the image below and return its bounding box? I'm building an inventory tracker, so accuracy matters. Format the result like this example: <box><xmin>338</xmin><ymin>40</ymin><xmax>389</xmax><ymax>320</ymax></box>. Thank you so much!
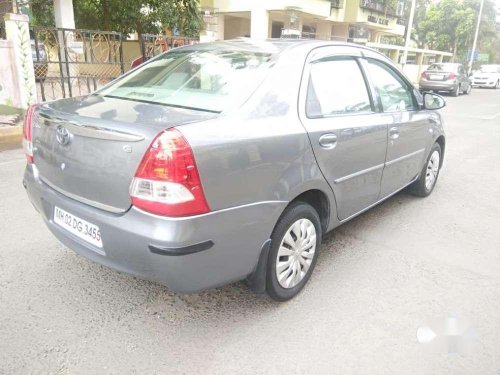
<box><xmin>199</xmin><ymin>0</ymin><xmax>453</xmax><ymax>82</ymax></box>
<box><xmin>199</xmin><ymin>0</ymin><xmax>407</xmax><ymax>44</ymax></box>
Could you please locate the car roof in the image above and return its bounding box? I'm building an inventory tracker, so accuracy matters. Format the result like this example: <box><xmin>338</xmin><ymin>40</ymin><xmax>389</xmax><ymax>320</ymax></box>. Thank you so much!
<box><xmin>431</xmin><ymin>63</ymin><xmax>461</xmax><ymax>66</ymax></box>
<box><xmin>176</xmin><ymin>38</ymin><xmax>390</xmax><ymax>61</ymax></box>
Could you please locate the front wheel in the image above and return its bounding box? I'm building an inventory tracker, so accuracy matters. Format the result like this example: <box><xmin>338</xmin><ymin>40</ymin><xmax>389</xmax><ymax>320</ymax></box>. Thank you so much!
<box><xmin>409</xmin><ymin>143</ymin><xmax>442</xmax><ymax>197</ymax></box>
<box><xmin>266</xmin><ymin>202</ymin><xmax>322</xmax><ymax>301</ymax></box>
<box><xmin>451</xmin><ymin>84</ymin><xmax>460</xmax><ymax>97</ymax></box>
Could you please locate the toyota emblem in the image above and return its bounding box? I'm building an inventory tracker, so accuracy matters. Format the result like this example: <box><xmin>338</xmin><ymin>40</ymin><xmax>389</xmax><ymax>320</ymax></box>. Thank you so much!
<box><xmin>56</xmin><ymin>125</ymin><xmax>71</xmax><ymax>146</ymax></box>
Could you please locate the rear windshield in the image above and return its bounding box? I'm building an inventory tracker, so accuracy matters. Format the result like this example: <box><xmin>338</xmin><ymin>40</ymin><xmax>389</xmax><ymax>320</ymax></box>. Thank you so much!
<box><xmin>428</xmin><ymin>64</ymin><xmax>457</xmax><ymax>72</ymax></box>
<box><xmin>98</xmin><ymin>49</ymin><xmax>275</xmax><ymax>113</ymax></box>
<box><xmin>478</xmin><ymin>65</ymin><xmax>500</xmax><ymax>73</ymax></box>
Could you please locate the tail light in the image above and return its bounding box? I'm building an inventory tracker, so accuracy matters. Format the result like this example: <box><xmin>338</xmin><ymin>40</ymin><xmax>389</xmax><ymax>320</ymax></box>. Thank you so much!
<box><xmin>447</xmin><ymin>72</ymin><xmax>457</xmax><ymax>80</ymax></box>
<box><xmin>130</xmin><ymin>128</ymin><xmax>210</xmax><ymax>217</ymax></box>
<box><xmin>421</xmin><ymin>72</ymin><xmax>428</xmax><ymax>79</ymax></box>
<box><xmin>22</xmin><ymin>104</ymin><xmax>37</xmax><ymax>164</ymax></box>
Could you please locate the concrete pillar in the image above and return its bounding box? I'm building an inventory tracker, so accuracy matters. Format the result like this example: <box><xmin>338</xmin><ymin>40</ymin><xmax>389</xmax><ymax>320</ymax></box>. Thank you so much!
<box><xmin>53</xmin><ymin>0</ymin><xmax>79</xmax><ymax>82</ymax></box>
<box><xmin>389</xmin><ymin>49</ymin><xmax>400</xmax><ymax>64</ymax></box>
<box><xmin>217</xmin><ymin>14</ymin><xmax>225</xmax><ymax>40</ymax></box>
<box><xmin>250</xmin><ymin>7</ymin><xmax>269</xmax><ymax>39</ymax></box>
<box><xmin>316</xmin><ymin>22</ymin><xmax>331</xmax><ymax>41</ymax></box>
<box><xmin>3</xmin><ymin>13</ymin><xmax>36</xmax><ymax>108</ymax></box>
<box><xmin>0</xmin><ymin>39</ymin><xmax>21</xmax><ymax>107</ymax></box>
<box><xmin>53</xmin><ymin>0</ymin><xmax>75</xmax><ymax>29</ymax></box>
<box><xmin>416</xmin><ymin>52</ymin><xmax>425</xmax><ymax>81</ymax></box>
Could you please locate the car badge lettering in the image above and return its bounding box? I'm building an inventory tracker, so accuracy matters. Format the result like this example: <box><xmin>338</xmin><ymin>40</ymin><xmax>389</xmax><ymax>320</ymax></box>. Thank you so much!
<box><xmin>56</xmin><ymin>125</ymin><xmax>71</xmax><ymax>146</ymax></box>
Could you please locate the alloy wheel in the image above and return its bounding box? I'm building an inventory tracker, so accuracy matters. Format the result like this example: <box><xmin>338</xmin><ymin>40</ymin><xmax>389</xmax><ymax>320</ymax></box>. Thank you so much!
<box><xmin>425</xmin><ymin>150</ymin><xmax>440</xmax><ymax>191</ymax></box>
<box><xmin>276</xmin><ymin>218</ymin><xmax>317</xmax><ymax>289</ymax></box>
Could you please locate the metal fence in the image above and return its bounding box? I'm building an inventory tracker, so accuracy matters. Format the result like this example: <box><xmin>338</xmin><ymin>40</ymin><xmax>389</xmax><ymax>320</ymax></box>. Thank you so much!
<box><xmin>139</xmin><ymin>34</ymin><xmax>199</xmax><ymax>62</ymax></box>
<box><xmin>30</xmin><ymin>26</ymin><xmax>124</xmax><ymax>101</ymax></box>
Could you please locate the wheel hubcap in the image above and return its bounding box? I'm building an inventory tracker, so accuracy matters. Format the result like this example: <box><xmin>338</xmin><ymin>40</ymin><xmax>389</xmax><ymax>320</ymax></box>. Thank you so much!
<box><xmin>425</xmin><ymin>150</ymin><xmax>440</xmax><ymax>191</ymax></box>
<box><xmin>276</xmin><ymin>218</ymin><xmax>317</xmax><ymax>289</ymax></box>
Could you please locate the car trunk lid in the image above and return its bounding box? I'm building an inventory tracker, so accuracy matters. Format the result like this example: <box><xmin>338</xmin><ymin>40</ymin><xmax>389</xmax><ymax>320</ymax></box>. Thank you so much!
<box><xmin>33</xmin><ymin>95</ymin><xmax>217</xmax><ymax>213</ymax></box>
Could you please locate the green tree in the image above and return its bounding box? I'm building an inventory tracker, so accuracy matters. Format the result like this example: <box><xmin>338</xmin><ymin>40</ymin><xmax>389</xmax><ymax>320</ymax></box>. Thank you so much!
<box><xmin>28</xmin><ymin>0</ymin><xmax>54</xmax><ymax>26</ymax></box>
<box><xmin>29</xmin><ymin>0</ymin><xmax>202</xmax><ymax>37</ymax></box>
<box><xmin>413</xmin><ymin>0</ymin><xmax>498</xmax><ymax>64</ymax></box>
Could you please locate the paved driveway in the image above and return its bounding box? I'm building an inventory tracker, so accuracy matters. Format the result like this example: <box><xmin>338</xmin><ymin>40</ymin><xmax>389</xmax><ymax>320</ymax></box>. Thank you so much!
<box><xmin>1</xmin><ymin>89</ymin><xmax>500</xmax><ymax>374</ymax></box>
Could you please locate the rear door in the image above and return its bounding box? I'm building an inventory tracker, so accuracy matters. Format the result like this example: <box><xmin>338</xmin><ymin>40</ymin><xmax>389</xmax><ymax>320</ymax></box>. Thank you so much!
<box><xmin>363</xmin><ymin>58</ymin><xmax>431</xmax><ymax>198</ymax></box>
<box><xmin>298</xmin><ymin>48</ymin><xmax>388</xmax><ymax>221</ymax></box>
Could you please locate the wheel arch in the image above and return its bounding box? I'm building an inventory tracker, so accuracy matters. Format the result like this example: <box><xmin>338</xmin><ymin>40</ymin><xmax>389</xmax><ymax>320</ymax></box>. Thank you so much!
<box><xmin>288</xmin><ymin>189</ymin><xmax>331</xmax><ymax>235</ymax></box>
<box><xmin>246</xmin><ymin>187</ymin><xmax>334</xmax><ymax>293</ymax></box>
<box><xmin>435</xmin><ymin>135</ymin><xmax>445</xmax><ymax>167</ymax></box>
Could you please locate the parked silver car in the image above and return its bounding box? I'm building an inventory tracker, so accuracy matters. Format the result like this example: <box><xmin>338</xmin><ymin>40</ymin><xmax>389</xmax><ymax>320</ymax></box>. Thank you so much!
<box><xmin>23</xmin><ymin>40</ymin><xmax>446</xmax><ymax>301</ymax></box>
<box><xmin>470</xmin><ymin>64</ymin><xmax>500</xmax><ymax>88</ymax></box>
<box><xmin>419</xmin><ymin>62</ymin><xmax>471</xmax><ymax>96</ymax></box>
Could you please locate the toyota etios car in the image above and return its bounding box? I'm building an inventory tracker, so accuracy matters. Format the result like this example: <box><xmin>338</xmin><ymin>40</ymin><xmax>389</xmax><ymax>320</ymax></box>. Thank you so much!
<box><xmin>23</xmin><ymin>40</ymin><xmax>446</xmax><ymax>301</ymax></box>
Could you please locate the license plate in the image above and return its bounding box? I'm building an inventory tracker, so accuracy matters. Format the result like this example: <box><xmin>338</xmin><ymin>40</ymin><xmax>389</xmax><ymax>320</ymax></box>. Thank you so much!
<box><xmin>429</xmin><ymin>74</ymin><xmax>444</xmax><ymax>80</ymax></box>
<box><xmin>53</xmin><ymin>206</ymin><xmax>103</xmax><ymax>248</ymax></box>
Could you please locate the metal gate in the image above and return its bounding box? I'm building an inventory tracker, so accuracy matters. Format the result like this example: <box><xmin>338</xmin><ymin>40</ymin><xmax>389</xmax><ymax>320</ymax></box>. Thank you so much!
<box><xmin>30</xmin><ymin>26</ymin><xmax>124</xmax><ymax>102</ymax></box>
<box><xmin>139</xmin><ymin>34</ymin><xmax>198</xmax><ymax>62</ymax></box>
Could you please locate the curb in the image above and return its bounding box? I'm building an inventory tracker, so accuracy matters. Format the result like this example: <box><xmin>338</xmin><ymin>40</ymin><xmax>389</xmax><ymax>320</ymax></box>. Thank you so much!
<box><xmin>0</xmin><ymin>126</ymin><xmax>22</xmax><ymax>148</ymax></box>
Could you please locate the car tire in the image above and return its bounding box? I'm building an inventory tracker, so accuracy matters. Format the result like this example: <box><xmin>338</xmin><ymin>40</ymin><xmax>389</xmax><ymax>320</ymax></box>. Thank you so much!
<box><xmin>451</xmin><ymin>84</ymin><xmax>460</xmax><ymax>97</ymax></box>
<box><xmin>266</xmin><ymin>202</ymin><xmax>322</xmax><ymax>302</ymax></box>
<box><xmin>409</xmin><ymin>142</ymin><xmax>442</xmax><ymax>197</ymax></box>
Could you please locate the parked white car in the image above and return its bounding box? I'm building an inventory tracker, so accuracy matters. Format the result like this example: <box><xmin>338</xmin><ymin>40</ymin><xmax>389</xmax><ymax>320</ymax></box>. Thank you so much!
<box><xmin>471</xmin><ymin>65</ymin><xmax>500</xmax><ymax>88</ymax></box>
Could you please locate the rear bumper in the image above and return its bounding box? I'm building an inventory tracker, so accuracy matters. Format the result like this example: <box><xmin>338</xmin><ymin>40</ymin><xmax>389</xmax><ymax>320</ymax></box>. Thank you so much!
<box><xmin>419</xmin><ymin>80</ymin><xmax>457</xmax><ymax>92</ymax></box>
<box><xmin>24</xmin><ymin>165</ymin><xmax>286</xmax><ymax>293</ymax></box>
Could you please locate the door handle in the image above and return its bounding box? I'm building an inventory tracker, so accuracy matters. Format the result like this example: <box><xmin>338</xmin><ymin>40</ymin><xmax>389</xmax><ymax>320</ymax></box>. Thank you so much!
<box><xmin>389</xmin><ymin>127</ymin><xmax>399</xmax><ymax>140</ymax></box>
<box><xmin>319</xmin><ymin>133</ymin><xmax>337</xmax><ymax>149</ymax></box>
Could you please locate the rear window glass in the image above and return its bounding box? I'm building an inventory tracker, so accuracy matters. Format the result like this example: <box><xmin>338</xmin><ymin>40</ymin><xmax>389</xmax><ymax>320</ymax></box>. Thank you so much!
<box><xmin>479</xmin><ymin>65</ymin><xmax>500</xmax><ymax>73</ymax></box>
<box><xmin>428</xmin><ymin>64</ymin><xmax>458</xmax><ymax>72</ymax></box>
<box><xmin>98</xmin><ymin>49</ymin><xmax>275</xmax><ymax>113</ymax></box>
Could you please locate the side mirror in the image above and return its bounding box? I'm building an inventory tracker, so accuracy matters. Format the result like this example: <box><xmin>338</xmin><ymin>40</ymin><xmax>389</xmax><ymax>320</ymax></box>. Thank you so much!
<box><xmin>423</xmin><ymin>92</ymin><xmax>446</xmax><ymax>110</ymax></box>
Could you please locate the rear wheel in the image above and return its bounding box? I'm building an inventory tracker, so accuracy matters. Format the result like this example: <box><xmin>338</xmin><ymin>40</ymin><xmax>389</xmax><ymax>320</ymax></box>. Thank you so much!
<box><xmin>409</xmin><ymin>143</ymin><xmax>442</xmax><ymax>197</ymax></box>
<box><xmin>266</xmin><ymin>202</ymin><xmax>321</xmax><ymax>301</ymax></box>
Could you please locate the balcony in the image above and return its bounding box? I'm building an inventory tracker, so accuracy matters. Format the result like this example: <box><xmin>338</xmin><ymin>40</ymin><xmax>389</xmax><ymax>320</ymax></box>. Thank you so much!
<box><xmin>360</xmin><ymin>0</ymin><xmax>404</xmax><ymax>18</ymax></box>
<box><xmin>331</xmin><ymin>0</ymin><xmax>344</xmax><ymax>9</ymax></box>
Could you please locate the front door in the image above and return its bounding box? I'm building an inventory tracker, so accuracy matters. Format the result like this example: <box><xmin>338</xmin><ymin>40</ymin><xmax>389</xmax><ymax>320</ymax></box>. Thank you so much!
<box><xmin>363</xmin><ymin>58</ymin><xmax>432</xmax><ymax>197</ymax></box>
<box><xmin>299</xmin><ymin>54</ymin><xmax>388</xmax><ymax>221</ymax></box>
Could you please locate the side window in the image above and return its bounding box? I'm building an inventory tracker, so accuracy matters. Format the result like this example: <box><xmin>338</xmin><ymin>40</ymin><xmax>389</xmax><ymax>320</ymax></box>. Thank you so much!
<box><xmin>306</xmin><ymin>58</ymin><xmax>372</xmax><ymax>118</ymax></box>
<box><xmin>365</xmin><ymin>59</ymin><xmax>415</xmax><ymax>112</ymax></box>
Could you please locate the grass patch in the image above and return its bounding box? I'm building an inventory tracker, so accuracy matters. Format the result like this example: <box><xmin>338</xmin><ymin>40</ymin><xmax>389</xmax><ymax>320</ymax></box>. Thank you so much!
<box><xmin>0</xmin><ymin>105</ymin><xmax>23</xmax><ymax>116</ymax></box>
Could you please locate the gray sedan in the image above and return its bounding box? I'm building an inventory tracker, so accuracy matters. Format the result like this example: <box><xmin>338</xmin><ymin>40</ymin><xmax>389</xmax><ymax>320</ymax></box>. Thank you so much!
<box><xmin>419</xmin><ymin>62</ymin><xmax>471</xmax><ymax>96</ymax></box>
<box><xmin>23</xmin><ymin>40</ymin><xmax>446</xmax><ymax>301</ymax></box>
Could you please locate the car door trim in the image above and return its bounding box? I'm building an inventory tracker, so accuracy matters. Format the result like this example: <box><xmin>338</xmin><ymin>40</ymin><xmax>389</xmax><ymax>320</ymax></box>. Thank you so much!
<box><xmin>334</xmin><ymin>163</ymin><xmax>384</xmax><ymax>184</ymax></box>
<box><xmin>385</xmin><ymin>148</ymin><xmax>425</xmax><ymax>167</ymax></box>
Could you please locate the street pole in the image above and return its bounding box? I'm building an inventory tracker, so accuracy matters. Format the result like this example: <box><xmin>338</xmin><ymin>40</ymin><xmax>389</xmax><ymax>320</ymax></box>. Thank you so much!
<box><xmin>468</xmin><ymin>0</ymin><xmax>485</xmax><ymax>75</ymax></box>
<box><xmin>401</xmin><ymin>0</ymin><xmax>417</xmax><ymax>69</ymax></box>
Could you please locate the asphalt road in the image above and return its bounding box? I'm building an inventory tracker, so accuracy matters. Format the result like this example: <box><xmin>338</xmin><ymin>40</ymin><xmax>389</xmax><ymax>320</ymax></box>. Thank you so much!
<box><xmin>1</xmin><ymin>89</ymin><xmax>500</xmax><ymax>374</ymax></box>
